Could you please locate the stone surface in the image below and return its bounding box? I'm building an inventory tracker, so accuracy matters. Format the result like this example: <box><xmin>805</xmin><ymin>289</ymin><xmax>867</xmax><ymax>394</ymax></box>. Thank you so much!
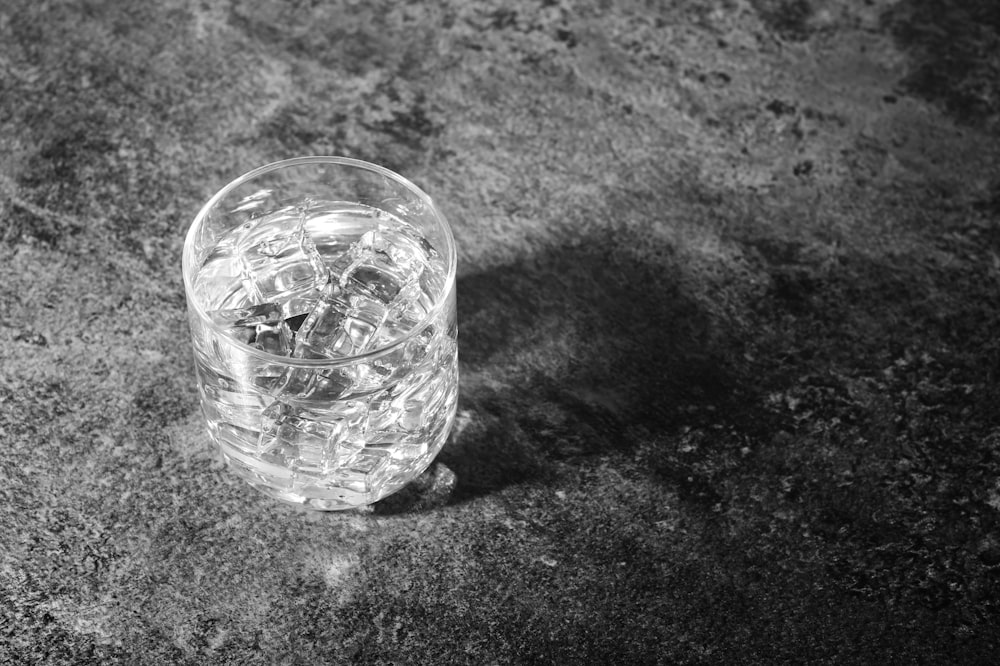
<box><xmin>2</xmin><ymin>0</ymin><xmax>999</xmax><ymax>663</ymax></box>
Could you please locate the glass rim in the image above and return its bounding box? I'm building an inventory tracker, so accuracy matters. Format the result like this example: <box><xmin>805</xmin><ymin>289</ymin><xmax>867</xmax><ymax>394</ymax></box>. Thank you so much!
<box><xmin>182</xmin><ymin>155</ymin><xmax>457</xmax><ymax>368</ymax></box>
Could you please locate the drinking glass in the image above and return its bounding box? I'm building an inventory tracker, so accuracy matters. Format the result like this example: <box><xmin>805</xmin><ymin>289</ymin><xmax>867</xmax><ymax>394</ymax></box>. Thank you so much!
<box><xmin>182</xmin><ymin>157</ymin><xmax>458</xmax><ymax>510</ymax></box>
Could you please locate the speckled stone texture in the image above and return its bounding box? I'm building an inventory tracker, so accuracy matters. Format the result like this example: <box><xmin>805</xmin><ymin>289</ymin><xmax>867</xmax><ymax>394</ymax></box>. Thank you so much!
<box><xmin>2</xmin><ymin>1</ymin><xmax>999</xmax><ymax>663</ymax></box>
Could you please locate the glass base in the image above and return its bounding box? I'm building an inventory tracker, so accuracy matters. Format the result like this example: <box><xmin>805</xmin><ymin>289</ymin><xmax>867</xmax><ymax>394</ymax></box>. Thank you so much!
<box><xmin>247</xmin><ymin>483</ymin><xmax>375</xmax><ymax>511</ymax></box>
<box><xmin>226</xmin><ymin>453</ymin><xmax>453</xmax><ymax>511</ymax></box>
<box><xmin>244</xmin><ymin>475</ymin><xmax>408</xmax><ymax>511</ymax></box>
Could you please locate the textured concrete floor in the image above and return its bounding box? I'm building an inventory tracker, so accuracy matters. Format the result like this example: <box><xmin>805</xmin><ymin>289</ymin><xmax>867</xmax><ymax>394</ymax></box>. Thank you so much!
<box><xmin>2</xmin><ymin>1</ymin><xmax>1000</xmax><ymax>663</ymax></box>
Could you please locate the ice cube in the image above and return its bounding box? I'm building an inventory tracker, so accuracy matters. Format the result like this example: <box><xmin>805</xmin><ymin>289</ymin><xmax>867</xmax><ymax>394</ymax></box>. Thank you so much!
<box><xmin>251</xmin><ymin>361</ymin><xmax>288</xmax><ymax>393</ymax></box>
<box><xmin>273</xmin><ymin>366</ymin><xmax>352</xmax><ymax>403</ymax></box>
<box><xmin>333</xmin><ymin>448</ymin><xmax>393</xmax><ymax>494</ymax></box>
<box><xmin>210</xmin><ymin>301</ymin><xmax>282</xmax><ymax>329</ymax></box>
<box><xmin>222</xmin><ymin>441</ymin><xmax>296</xmax><ymax>490</ymax></box>
<box><xmin>357</xmin><ymin>224</ymin><xmax>434</xmax><ymax>274</ymax></box>
<box><xmin>291</xmin><ymin>281</ymin><xmax>349</xmax><ymax>359</ymax></box>
<box><xmin>352</xmin><ymin>228</ymin><xmax>384</xmax><ymax>255</ymax></box>
<box><xmin>418</xmin><ymin>260</ymin><xmax>447</xmax><ymax>304</ymax></box>
<box><xmin>280</xmin><ymin>221</ymin><xmax>436</xmax><ymax>391</ymax></box>
<box><xmin>323</xmin><ymin>233</ymin><xmax>430</xmax><ymax>358</ymax></box>
<box><xmin>271</xmin><ymin>291</ymin><xmax>315</xmax><ymax>323</ymax></box>
<box><xmin>200</xmin><ymin>382</ymin><xmax>272</xmax><ymax>433</ymax></box>
<box><xmin>269</xmin><ymin>360</ymin><xmax>384</xmax><ymax>408</ymax></box>
<box><xmin>256</xmin><ymin>401</ymin><xmax>287</xmax><ymax>453</ymax></box>
<box><xmin>253</xmin><ymin>320</ymin><xmax>293</xmax><ymax>356</ymax></box>
<box><xmin>364</xmin><ymin>391</ymin><xmax>403</xmax><ymax>432</ymax></box>
<box><xmin>390</xmin><ymin>359</ymin><xmax>457</xmax><ymax>432</ymax></box>
<box><xmin>373</xmin><ymin>301</ymin><xmax>424</xmax><ymax>349</ymax></box>
<box><xmin>236</xmin><ymin>208</ymin><xmax>329</xmax><ymax>304</ymax></box>
<box><xmin>342</xmin><ymin>264</ymin><xmax>404</xmax><ymax>304</ymax></box>
<box><xmin>213</xmin><ymin>421</ymin><xmax>265</xmax><ymax>456</ymax></box>
<box><xmin>257</xmin><ymin>401</ymin><xmax>366</xmax><ymax>476</ymax></box>
<box><xmin>365</xmin><ymin>430</ymin><xmax>429</xmax><ymax>461</ymax></box>
<box><xmin>341</xmin><ymin>297</ymin><xmax>385</xmax><ymax>348</ymax></box>
<box><xmin>337</xmin><ymin>227</ymin><xmax>427</xmax><ymax>307</ymax></box>
<box><xmin>291</xmin><ymin>281</ymin><xmax>390</xmax><ymax>360</ymax></box>
<box><xmin>208</xmin><ymin>302</ymin><xmax>293</xmax><ymax>355</ymax></box>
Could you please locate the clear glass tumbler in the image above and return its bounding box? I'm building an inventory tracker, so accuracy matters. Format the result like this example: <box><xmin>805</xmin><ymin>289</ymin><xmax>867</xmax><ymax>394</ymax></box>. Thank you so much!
<box><xmin>182</xmin><ymin>157</ymin><xmax>458</xmax><ymax>510</ymax></box>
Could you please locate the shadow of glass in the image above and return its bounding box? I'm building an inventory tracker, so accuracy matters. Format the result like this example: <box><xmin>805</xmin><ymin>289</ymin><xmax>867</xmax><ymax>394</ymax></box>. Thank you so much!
<box><xmin>434</xmin><ymin>233</ymin><xmax>744</xmax><ymax>503</ymax></box>
<box><xmin>371</xmin><ymin>462</ymin><xmax>457</xmax><ymax>516</ymax></box>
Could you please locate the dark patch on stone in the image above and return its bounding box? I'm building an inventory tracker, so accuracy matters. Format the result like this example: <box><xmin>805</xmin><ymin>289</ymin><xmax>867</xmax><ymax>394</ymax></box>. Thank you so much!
<box><xmin>363</xmin><ymin>89</ymin><xmax>442</xmax><ymax>155</ymax></box>
<box><xmin>801</xmin><ymin>106</ymin><xmax>848</xmax><ymax>126</ymax></box>
<box><xmin>638</xmin><ymin>428</ymin><xmax>730</xmax><ymax>509</ymax></box>
<box><xmin>766</xmin><ymin>99</ymin><xmax>797</xmax><ymax>116</ymax></box>
<box><xmin>5</xmin><ymin>111</ymin><xmax>117</xmax><ymax>246</ymax></box>
<box><xmin>487</xmin><ymin>7</ymin><xmax>519</xmax><ymax>31</ymax></box>
<box><xmin>979</xmin><ymin>544</ymin><xmax>1000</xmax><ymax>567</ymax></box>
<box><xmin>972</xmin><ymin>182</ymin><xmax>1000</xmax><ymax>216</ymax></box>
<box><xmin>258</xmin><ymin>76</ymin><xmax>443</xmax><ymax>176</ymax></box>
<box><xmin>228</xmin><ymin>1</ymin><xmax>406</xmax><ymax>74</ymax></box>
<box><xmin>699</xmin><ymin>70</ymin><xmax>731</xmax><ymax>87</ymax></box>
<box><xmin>13</xmin><ymin>329</ymin><xmax>48</xmax><ymax>346</ymax></box>
<box><xmin>258</xmin><ymin>105</ymin><xmax>332</xmax><ymax>150</ymax></box>
<box><xmin>31</xmin><ymin>127</ymin><xmax>114</xmax><ymax>184</ymax></box>
<box><xmin>751</xmin><ymin>0</ymin><xmax>817</xmax><ymax>42</ymax></box>
<box><xmin>745</xmin><ymin>237</ymin><xmax>805</xmax><ymax>266</ymax></box>
<box><xmin>133</xmin><ymin>373</ymin><xmax>197</xmax><ymax>428</ymax></box>
<box><xmin>770</xmin><ymin>269</ymin><xmax>823</xmax><ymax>312</ymax></box>
<box><xmin>554</xmin><ymin>27</ymin><xmax>577</xmax><ymax>48</ymax></box>
<box><xmin>793</xmin><ymin>159</ymin><xmax>814</xmax><ymax>176</ymax></box>
<box><xmin>0</xmin><ymin>377</ymin><xmax>70</xmax><ymax>438</ymax></box>
<box><xmin>885</xmin><ymin>0</ymin><xmax>1000</xmax><ymax>128</ymax></box>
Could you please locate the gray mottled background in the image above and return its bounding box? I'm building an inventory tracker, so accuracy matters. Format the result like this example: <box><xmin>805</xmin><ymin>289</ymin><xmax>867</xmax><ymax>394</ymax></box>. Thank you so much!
<box><xmin>2</xmin><ymin>0</ymin><xmax>1000</xmax><ymax>663</ymax></box>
